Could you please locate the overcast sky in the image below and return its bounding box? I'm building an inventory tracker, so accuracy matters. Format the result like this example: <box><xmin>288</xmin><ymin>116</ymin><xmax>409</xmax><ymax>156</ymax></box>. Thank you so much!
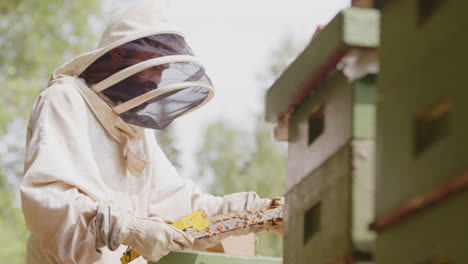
<box><xmin>108</xmin><ymin>0</ymin><xmax>351</xmax><ymax>178</ymax></box>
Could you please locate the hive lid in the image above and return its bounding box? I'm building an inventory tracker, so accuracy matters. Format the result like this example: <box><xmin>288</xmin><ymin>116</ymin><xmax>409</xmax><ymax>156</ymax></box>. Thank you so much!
<box><xmin>265</xmin><ymin>7</ymin><xmax>380</xmax><ymax>124</ymax></box>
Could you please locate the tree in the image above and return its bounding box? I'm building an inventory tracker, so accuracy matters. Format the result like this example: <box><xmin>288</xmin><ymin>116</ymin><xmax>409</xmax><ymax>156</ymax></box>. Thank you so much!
<box><xmin>0</xmin><ymin>0</ymin><xmax>102</xmax><ymax>131</ymax></box>
<box><xmin>195</xmin><ymin>35</ymin><xmax>304</xmax><ymax>257</ymax></box>
<box><xmin>0</xmin><ymin>1</ymin><xmax>101</xmax><ymax>262</ymax></box>
<box><xmin>155</xmin><ymin>126</ymin><xmax>182</xmax><ymax>169</ymax></box>
<box><xmin>196</xmin><ymin>118</ymin><xmax>286</xmax><ymax>256</ymax></box>
<box><xmin>256</xmin><ymin>33</ymin><xmax>304</xmax><ymax>90</ymax></box>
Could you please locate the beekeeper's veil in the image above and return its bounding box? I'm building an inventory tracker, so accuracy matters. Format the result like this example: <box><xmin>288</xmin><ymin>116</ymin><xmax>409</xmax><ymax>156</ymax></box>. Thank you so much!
<box><xmin>51</xmin><ymin>0</ymin><xmax>214</xmax><ymax>130</ymax></box>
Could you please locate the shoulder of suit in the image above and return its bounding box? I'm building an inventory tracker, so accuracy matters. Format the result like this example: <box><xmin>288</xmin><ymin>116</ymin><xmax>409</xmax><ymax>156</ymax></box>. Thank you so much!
<box><xmin>36</xmin><ymin>81</ymin><xmax>88</xmax><ymax>112</ymax></box>
<box><xmin>41</xmin><ymin>81</ymin><xmax>82</xmax><ymax>101</ymax></box>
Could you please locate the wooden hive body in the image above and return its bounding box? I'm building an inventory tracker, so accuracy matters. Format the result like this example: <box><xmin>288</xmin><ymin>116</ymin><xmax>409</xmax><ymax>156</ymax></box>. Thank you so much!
<box><xmin>265</xmin><ymin>8</ymin><xmax>380</xmax><ymax>264</ymax></box>
<box><xmin>373</xmin><ymin>0</ymin><xmax>468</xmax><ymax>263</ymax></box>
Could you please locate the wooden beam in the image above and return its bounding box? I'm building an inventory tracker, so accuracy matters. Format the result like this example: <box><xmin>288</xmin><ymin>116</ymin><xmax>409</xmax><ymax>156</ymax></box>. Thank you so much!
<box><xmin>370</xmin><ymin>170</ymin><xmax>468</xmax><ymax>232</ymax></box>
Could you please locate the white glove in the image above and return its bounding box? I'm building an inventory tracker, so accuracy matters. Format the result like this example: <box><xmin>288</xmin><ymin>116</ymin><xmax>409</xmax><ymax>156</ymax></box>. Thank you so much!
<box><xmin>216</xmin><ymin>192</ymin><xmax>271</xmax><ymax>215</ymax></box>
<box><xmin>118</xmin><ymin>213</ymin><xmax>194</xmax><ymax>262</ymax></box>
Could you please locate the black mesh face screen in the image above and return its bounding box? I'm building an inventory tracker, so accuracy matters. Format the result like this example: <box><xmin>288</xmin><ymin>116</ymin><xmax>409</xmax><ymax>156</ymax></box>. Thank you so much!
<box><xmin>100</xmin><ymin>62</ymin><xmax>211</xmax><ymax>104</ymax></box>
<box><xmin>80</xmin><ymin>33</ymin><xmax>213</xmax><ymax>130</ymax></box>
<box><xmin>119</xmin><ymin>86</ymin><xmax>209</xmax><ymax>129</ymax></box>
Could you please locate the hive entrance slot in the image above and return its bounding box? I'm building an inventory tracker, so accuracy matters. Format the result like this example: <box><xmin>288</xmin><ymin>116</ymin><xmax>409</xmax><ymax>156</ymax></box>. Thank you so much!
<box><xmin>303</xmin><ymin>202</ymin><xmax>321</xmax><ymax>244</ymax></box>
<box><xmin>308</xmin><ymin>107</ymin><xmax>325</xmax><ymax>146</ymax></box>
<box><xmin>413</xmin><ymin>98</ymin><xmax>451</xmax><ymax>156</ymax></box>
<box><xmin>418</xmin><ymin>0</ymin><xmax>445</xmax><ymax>25</ymax></box>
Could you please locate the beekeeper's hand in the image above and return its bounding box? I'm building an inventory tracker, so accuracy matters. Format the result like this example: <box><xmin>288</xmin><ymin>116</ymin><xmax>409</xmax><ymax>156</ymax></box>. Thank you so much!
<box><xmin>269</xmin><ymin>197</ymin><xmax>284</xmax><ymax>208</ymax></box>
<box><xmin>265</xmin><ymin>197</ymin><xmax>284</xmax><ymax>236</ymax></box>
<box><xmin>119</xmin><ymin>213</ymin><xmax>194</xmax><ymax>262</ymax></box>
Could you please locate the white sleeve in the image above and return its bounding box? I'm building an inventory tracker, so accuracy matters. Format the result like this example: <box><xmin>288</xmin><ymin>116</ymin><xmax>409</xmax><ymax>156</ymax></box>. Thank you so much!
<box><xmin>20</xmin><ymin>85</ymin><xmax>127</xmax><ymax>263</ymax></box>
<box><xmin>145</xmin><ymin>131</ymin><xmax>270</xmax><ymax>220</ymax></box>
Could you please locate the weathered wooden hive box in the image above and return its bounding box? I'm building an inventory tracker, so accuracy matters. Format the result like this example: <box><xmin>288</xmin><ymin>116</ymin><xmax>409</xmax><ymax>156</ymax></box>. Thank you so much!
<box><xmin>265</xmin><ymin>8</ymin><xmax>380</xmax><ymax>264</ymax></box>
<box><xmin>155</xmin><ymin>251</ymin><xmax>282</xmax><ymax>264</ymax></box>
<box><xmin>372</xmin><ymin>0</ymin><xmax>468</xmax><ymax>263</ymax></box>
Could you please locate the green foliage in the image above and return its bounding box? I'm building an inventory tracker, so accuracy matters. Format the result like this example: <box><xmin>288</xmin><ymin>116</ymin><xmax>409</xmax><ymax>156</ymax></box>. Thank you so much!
<box><xmin>196</xmin><ymin>118</ymin><xmax>286</xmax><ymax>257</ymax></box>
<box><xmin>196</xmin><ymin>120</ymin><xmax>251</xmax><ymax>195</ymax></box>
<box><xmin>0</xmin><ymin>0</ymin><xmax>102</xmax><ymax>262</ymax></box>
<box><xmin>256</xmin><ymin>33</ymin><xmax>305</xmax><ymax>88</ymax></box>
<box><xmin>0</xmin><ymin>0</ymin><xmax>101</xmax><ymax>132</ymax></box>
<box><xmin>195</xmin><ymin>35</ymin><xmax>304</xmax><ymax>257</ymax></box>
<box><xmin>0</xmin><ymin>190</ymin><xmax>29</xmax><ymax>264</ymax></box>
<box><xmin>197</xmin><ymin>118</ymin><xmax>286</xmax><ymax>199</ymax></box>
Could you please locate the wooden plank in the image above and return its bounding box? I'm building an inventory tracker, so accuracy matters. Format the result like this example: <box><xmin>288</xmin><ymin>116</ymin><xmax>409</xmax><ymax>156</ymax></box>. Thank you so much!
<box><xmin>378</xmin><ymin>0</ymin><xmax>468</xmax><ymax>93</ymax></box>
<box><xmin>154</xmin><ymin>251</ymin><xmax>282</xmax><ymax>264</ymax></box>
<box><xmin>375</xmin><ymin>0</ymin><xmax>393</xmax><ymax>9</ymax></box>
<box><xmin>351</xmin><ymin>139</ymin><xmax>376</xmax><ymax>254</ymax></box>
<box><xmin>353</xmin><ymin>75</ymin><xmax>377</xmax><ymax>139</ymax></box>
<box><xmin>287</xmin><ymin>72</ymin><xmax>353</xmax><ymax>190</ymax></box>
<box><xmin>284</xmin><ymin>146</ymin><xmax>352</xmax><ymax>264</ymax></box>
<box><xmin>375</xmin><ymin>31</ymin><xmax>468</xmax><ymax>217</ymax></box>
<box><xmin>371</xmin><ymin>170</ymin><xmax>468</xmax><ymax>232</ymax></box>
<box><xmin>375</xmin><ymin>190</ymin><xmax>468</xmax><ymax>264</ymax></box>
<box><xmin>207</xmin><ymin>234</ymin><xmax>256</xmax><ymax>256</ymax></box>
<box><xmin>352</xmin><ymin>0</ymin><xmax>375</xmax><ymax>8</ymax></box>
<box><xmin>218</xmin><ymin>234</ymin><xmax>256</xmax><ymax>256</ymax></box>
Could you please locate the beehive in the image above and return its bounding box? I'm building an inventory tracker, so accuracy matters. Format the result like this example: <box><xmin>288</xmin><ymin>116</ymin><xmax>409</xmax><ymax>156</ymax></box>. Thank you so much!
<box><xmin>265</xmin><ymin>8</ymin><xmax>380</xmax><ymax>264</ymax></box>
<box><xmin>373</xmin><ymin>0</ymin><xmax>468</xmax><ymax>263</ymax></box>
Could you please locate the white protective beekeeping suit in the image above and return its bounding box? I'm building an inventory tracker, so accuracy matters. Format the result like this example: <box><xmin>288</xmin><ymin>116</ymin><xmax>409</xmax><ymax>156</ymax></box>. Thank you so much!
<box><xmin>20</xmin><ymin>1</ymin><xmax>276</xmax><ymax>263</ymax></box>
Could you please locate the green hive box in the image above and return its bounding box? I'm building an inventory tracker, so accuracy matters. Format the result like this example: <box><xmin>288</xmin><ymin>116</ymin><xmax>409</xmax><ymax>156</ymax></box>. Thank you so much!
<box><xmin>377</xmin><ymin>0</ymin><xmax>468</xmax><ymax>93</ymax></box>
<box><xmin>265</xmin><ymin>8</ymin><xmax>379</xmax><ymax>264</ymax></box>
<box><xmin>285</xmin><ymin>74</ymin><xmax>377</xmax><ymax>264</ymax></box>
<box><xmin>373</xmin><ymin>0</ymin><xmax>468</xmax><ymax>263</ymax></box>
<box><xmin>153</xmin><ymin>251</ymin><xmax>283</xmax><ymax>264</ymax></box>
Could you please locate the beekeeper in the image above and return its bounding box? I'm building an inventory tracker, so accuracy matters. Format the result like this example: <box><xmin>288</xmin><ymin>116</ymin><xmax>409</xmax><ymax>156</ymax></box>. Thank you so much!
<box><xmin>20</xmin><ymin>1</ymin><xmax>282</xmax><ymax>264</ymax></box>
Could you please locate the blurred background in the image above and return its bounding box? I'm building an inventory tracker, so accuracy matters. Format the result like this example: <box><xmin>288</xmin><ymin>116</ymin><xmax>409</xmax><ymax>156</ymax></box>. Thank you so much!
<box><xmin>0</xmin><ymin>0</ymin><xmax>350</xmax><ymax>262</ymax></box>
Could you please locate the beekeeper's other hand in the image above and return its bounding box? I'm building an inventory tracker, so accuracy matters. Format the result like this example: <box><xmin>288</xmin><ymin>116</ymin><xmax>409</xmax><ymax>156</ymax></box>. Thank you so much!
<box><xmin>119</xmin><ymin>213</ymin><xmax>194</xmax><ymax>262</ymax></box>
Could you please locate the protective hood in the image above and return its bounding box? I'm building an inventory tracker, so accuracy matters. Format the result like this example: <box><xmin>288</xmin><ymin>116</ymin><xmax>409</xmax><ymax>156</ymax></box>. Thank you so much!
<box><xmin>49</xmin><ymin>0</ymin><xmax>214</xmax><ymax>130</ymax></box>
